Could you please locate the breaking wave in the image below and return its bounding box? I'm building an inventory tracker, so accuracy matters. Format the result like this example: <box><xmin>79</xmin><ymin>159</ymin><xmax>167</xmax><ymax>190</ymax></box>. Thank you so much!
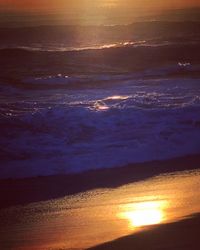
<box><xmin>1</xmin><ymin>76</ymin><xmax>200</xmax><ymax>179</ymax></box>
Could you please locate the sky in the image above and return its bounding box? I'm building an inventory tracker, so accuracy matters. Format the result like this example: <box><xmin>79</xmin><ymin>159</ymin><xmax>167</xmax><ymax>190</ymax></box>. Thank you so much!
<box><xmin>0</xmin><ymin>0</ymin><xmax>200</xmax><ymax>26</ymax></box>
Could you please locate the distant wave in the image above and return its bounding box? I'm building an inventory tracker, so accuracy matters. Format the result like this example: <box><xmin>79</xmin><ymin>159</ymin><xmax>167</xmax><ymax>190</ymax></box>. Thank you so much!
<box><xmin>1</xmin><ymin>63</ymin><xmax>198</xmax><ymax>90</ymax></box>
<box><xmin>0</xmin><ymin>63</ymin><xmax>199</xmax><ymax>94</ymax></box>
<box><xmin>0</xmin><ymin>41</ymin><xmax>139</xmax><ymax>53</ymax></box>
<box><xmin>1</xmin><ymin>39</ymin><xmax>199</xmax><ymax>53</ymax></box>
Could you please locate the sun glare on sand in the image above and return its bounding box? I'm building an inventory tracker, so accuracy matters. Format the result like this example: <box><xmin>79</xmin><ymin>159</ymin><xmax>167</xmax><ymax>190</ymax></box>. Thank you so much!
<box><xmin>119</xmin><ymin>201</ymin><xmax>166</xmax><ymax>228</ymax></box>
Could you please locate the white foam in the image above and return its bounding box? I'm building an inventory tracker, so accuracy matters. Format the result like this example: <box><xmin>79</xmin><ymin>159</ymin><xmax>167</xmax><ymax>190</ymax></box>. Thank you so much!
<box><xmin>1</xmin><ymin>77</ymin><xmax>200</xmax><ymax>179</ymax></box>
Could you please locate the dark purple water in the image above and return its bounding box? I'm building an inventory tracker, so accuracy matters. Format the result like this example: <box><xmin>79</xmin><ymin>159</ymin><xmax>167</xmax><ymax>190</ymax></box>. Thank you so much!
<box><xmin>1</xmin><ymin>22</ymin><xmax>200</xmax><ymax>179</ymax></box>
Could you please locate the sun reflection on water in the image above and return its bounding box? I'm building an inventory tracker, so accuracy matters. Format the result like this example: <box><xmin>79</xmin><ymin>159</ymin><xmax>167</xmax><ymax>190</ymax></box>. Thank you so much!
<box><xmin>104</xmin><ymin>95</ymin><xmax>130</xmax><ymax>100</ymax></box>
<box><xmin>92</xmin><ymin>95</ymin><xmax>130</xmax><ymax>111</ymax></box>
<box><xmin>118</xmin><ymin>200</ymin><xmax>167</xmax><ymax>228</ymax></box>
<box><xmin>94</xmin><ymin>100</ymin><xmax>109</xmax><ymax>111</ymax></box>
<box><xmin>2</xmin><ymin>170</ymin><xmax>199</xmax><ymax>250</ymax></box>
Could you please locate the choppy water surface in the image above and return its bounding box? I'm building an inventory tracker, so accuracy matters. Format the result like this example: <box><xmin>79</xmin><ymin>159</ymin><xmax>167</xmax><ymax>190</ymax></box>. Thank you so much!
<box><xmin>1</xmin><ymin>72</ymin><xmax>200</xmax><ymax>178</ymax></box>
<box><xmin>1</xmin><ymin>22</ymin><xmax>200</xmax><ymax>178</ymax></box>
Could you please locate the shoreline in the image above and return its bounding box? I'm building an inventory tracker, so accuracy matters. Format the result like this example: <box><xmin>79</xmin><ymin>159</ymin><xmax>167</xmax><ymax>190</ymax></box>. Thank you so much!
<box><xmin>0</xmin><ymin>154</ymin><xmax>200</xmax><ymax>209</ymax></box>
<box><xmin>88</xmin><ymin>213</ymin><xmax>200</xmax><ymax>250</ymax></box>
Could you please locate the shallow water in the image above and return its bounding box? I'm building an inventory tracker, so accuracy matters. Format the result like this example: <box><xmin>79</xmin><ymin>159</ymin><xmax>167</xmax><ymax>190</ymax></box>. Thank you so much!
<box><xmin>0</xmin><ymin>169</ymin><xmax>199</xmax><ymax>250</ymax></box>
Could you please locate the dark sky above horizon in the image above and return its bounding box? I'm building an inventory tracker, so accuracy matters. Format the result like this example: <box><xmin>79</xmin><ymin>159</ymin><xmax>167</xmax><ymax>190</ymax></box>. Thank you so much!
<box><xmin>0</xmin><ymin>0</ymin><xmax>200</xmax><ymax>26</ymax></box>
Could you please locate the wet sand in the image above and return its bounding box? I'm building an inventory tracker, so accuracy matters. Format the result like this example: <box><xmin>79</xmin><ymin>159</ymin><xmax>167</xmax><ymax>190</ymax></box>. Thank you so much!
<box><xmin>0</xmin><ymin>154</ymin><xmax>200</xmax><ymax>209</ymax></box>
<box><xmin>0</xmin><ymin>158</ymin><xmax>200</xmax><ymax>250</ymax></box>
<box><xmin>88</xmin><ymin>214</ymin><xmax>200</xmax><ymax>250</ymax></box>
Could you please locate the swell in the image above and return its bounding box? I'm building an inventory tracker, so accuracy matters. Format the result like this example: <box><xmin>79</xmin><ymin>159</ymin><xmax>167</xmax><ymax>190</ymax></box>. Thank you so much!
<box><xmin>1</xmin><ymin>21</ymin><xmax>200</xmax><ymax>45</ymax></box>
<box><xmin>1</xmin><ymin>43</ymin><xmax>200</xmax><ymax>84</ymax></box>
<box><xmin>0</xmin><ymin>38</ymin><xmax>200</xmax><ymax>53</ymax></box>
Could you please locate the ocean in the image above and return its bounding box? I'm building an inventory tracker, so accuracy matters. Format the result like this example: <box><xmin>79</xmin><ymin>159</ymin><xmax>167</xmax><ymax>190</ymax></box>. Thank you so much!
<box><xmin>0</xmin><ymin>21</ymin><xmax>200</xmax><ymax>179</ymax></box>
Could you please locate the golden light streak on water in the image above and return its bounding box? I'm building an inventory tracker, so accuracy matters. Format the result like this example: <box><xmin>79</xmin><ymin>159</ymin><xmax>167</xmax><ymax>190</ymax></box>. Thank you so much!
<box><xmin>118</xmin><ymin>201</ymin><xmax>167</xmax><ymax>228</ymax></box>
<box><xmin>0</xmin><ymin>169</ymin><xmax>200</xmax><ymax>249</ymax></box>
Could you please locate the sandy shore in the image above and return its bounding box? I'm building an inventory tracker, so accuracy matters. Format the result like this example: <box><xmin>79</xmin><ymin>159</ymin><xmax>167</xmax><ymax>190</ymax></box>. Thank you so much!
<box><xmin>0</xmin><ymin>154</ymin><xmax>200</xmax><ymax>209</ymax></box>
<box><xmin>0</xmin><ymin>167</ymin><xmax>199</xmax><ymax>249</ymax></box>
<box><xmin>0</xmin><ymin>155</ymin><xmax>200</xmax><ymax>249</ymax></box>
<box><xmin>88</xmin><ymin>214</ymin><xmax>200</xmax><ymax>250</ymax></box>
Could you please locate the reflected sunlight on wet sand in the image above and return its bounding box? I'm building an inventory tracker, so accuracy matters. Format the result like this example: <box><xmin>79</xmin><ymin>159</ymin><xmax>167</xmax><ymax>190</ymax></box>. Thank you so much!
<box><xmin>0</xmin><ymin>169</ymin><xmax>200</xmax><ymax>250</ymax></box>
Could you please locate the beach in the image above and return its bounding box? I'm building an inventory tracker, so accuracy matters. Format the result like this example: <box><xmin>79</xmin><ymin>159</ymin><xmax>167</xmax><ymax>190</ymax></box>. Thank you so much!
<box><xmin>0</xmin><ymin>20</ymin><xmax>200</xmax><ymax>250</ymax></box>
<box><xmin>89</xmin><ymin>214</ymin><xmax>200</xmax><ymax>250</ymax></box>
<box><xmin>0</xmin><ymin>155</ymin><xmax>200</xmax><ymax>250</ymax></box>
